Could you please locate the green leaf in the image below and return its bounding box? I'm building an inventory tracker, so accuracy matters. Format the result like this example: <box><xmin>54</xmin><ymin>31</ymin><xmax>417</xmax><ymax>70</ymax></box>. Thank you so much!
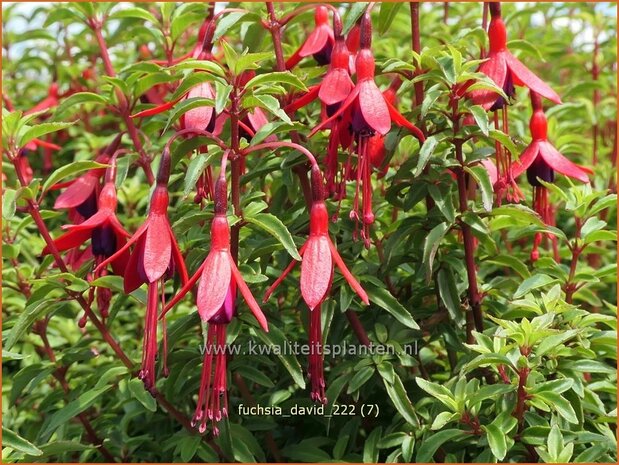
<box><xmin>415</xmin><ymin>135</ymin><xmax>439</xmax><ymax>176</ymax></box>
<box><xmin>214</xmin><ymin>81</ymin><xmax>232</xmax><ymax>115</ymax></box>
<box><xmin>363</xmin><ymin>427</ymin><xmax>382</xmax><ymax>463</ymax></box>
<box><xmin>423</xmin><ymin>222</ymin><xmax>449</xmax><ymax>282</ymax></box>
<box><xmin>431</xmin><ymin>411</ymin><xmax>459</xmax><ymax>430</ymax></box>
<box><xmin>383</xmin><ymin>373</ymin><xmax>418</xmax><ymax>427</ymax></box>
<box><xmin>109</xmin><ymin>6</ymin><xmax>159</xmax><ymax>24</ymax></box>
<box><xmin>183</xmin><ymin>151</ymin><xmax>219</xmax><ymax>196</ymax></box>
<box><xmin>465</xmin><ymin>165</ymin><xmax>493</xmax><ymax>211</ymax></box>
<box><xmin>365</xmin><ymin>283</ymin><xmax>419</xmax><ymax>329</ymax></box>
<box><xmin>128</xmin><ymin>378</ymin><xmax>157</xmax><ymax>412</ymax></box>
<box><xmin>169</xmin><ymin>72</ymin><xmax>220</xmax><ymax>101</ymax></box>
<box><xmin>485</xmin><ymin>254</ymin><xmax>530</xmax><ymax>278</ymax></box>
<box><xmin>11</xmin><ymin>364</ymin><xmax>55</xmax><ymax>404</ymax></box>
<box><xmin>234</xmin><ymin>51</ymin><xmax>273</xmax><ymax>76</ymax></box>
<box><xmin>343</xmin><ymin>3</ymin><xmax>369</xmax><ymax>35</ymax></box>
<box><xmin>250</xmin><ymin>121</ymin><xmax>303</xmax><ymax>146</ymax></box>
<box><xmin>416</xmin><ymin>378</ymin><xmax>458</xmax><ymax>411</ymax></box>
<box><xmin>416</xmin><ymin>429</ymin><xmax>468</xmax><ymax>462</ymax></box>
<box><xmin>18</xmin><ymin>122</ymin><xmax>74</xmax><ymax>149</ymax></box>
<box><xmin>5</xmin><ymin>300</ymin><xmax>61</xmax><ymax>350</ymax></box>
<box><xmin>243</xmin><ymin>94</ymin><xmax>291</xmax><ymax>124</ymax></box>
<box><xmin>485</xmin><ymin>423</ymin><xmax>508</xmax><ymax>460</ymax></box>
<box><xmin>534</xmin><ymin>391</ymin><xmax>578</xmax><ymax>424</ymax></box>
<box><xmin>580</xmin><ymin>217</ymin><xmax>606</xmax><ymax>238</ymax></box>
<box><xmin>514</xmin><ymin>274</ymin><xmax>557</xmax><ymax>298</ymax></box>
<box><xmin>462</xmin><ymin>353</ymin><xmax>515</xmax><ymax>373</ymax></box>
<box><xmin>179</xmin><ymin>435</ymin><xmax>202</xmax><ymax>462</ymax></box>
<box><xmin>437</xmin><ymin>267</ymin><xmax>462</xmax><ymax>321</ymax></box>
<box><xmin>347</xmin><ymin>366</ymin><xmax>375</xmax><ymax>393</ymax></box>
<box><xmin>41</xmin><ymin>386</ymin><xmax>113</xmax><ymax>438</ymax></box>
<box><xmin>53</xmin><ymin>92</ymin><xmax>108</xmax><ymax>119</ymax></box>
<box><xmin>134</xmin><ymin>72</ymin><xmax>179</xmax><ymax>99</ymax></box>
<box><xmin>245</xmin><ymin>212</ymin><xmax>301</xmax><ymax>260</ymax></box>
<box><xmin>488</xmin><ymin>129</ymin><xmax>518</xmax><ymax>157</ymax></box>
<box><xmin>41</xmin><ymin>160</ymin><xmax>108</xmax><ymax>196</ymax></box>
<box><xmin>163</xmin><ymin>97</ymin><xmax>215</xmax><ymax>133</ymax></box>
<box><xmin>252</xmin><ymin>325</ymin><xmax>305</xmax><ymax>389</ymax></box>
<box><xmin>468</xmin><ymin>384</ymin><xmax>516</xmax><ymax>406</ymax></box>
<box><xmin>560</xmin><ymin>359</ymin><xmax>615</xmax><ymax>374</ymax></box>
<box><xmin>378</xmin><ymin>2</ymin><xmax>403</xmax><ymax>35</ymax></box>
<box><xmin>469</xmin><ymin>105</ymin><xmax>489</xmax><ymax>136</ymax></box>
<box><xmin>3</xmin><ymin>188</ymin><xmax>17</xmax><ymax>219</ymax></box>
<box><xmin>489</xmin><ymin>204</ymin><xmax>544</xmax><ymax>226</ymax></box>
<box><xmin>168</xmin><ymin>59</ymin><xmax>226</xmax><ymax>77</ymax></box>
<box><xmin>213</xmin><ymin>12</ymin><xmax>247</xmax><ymax>42</ymax></box>
<box><xmin>2</xmin><ymin>349</ymin><xmax>28</xmax><ymax>360</ymax></box>
<box><xmin>2</xmin><ymin>427</ymin><xmax>43</xmax><ymax>456</ymax></box>
<box><xmin>547</xmin><ymin>424</ymin><xmax>564</xmax><ymax>459</ymax></box>
<box><xmin>234</xmin><ymin>365</ymin><xmax>275</xmax><ymax>388</ymax></box>
<box><xmin>244</xmin><ymin>71</ymin><xmax>307</xmax><ymax>92</ymax></box>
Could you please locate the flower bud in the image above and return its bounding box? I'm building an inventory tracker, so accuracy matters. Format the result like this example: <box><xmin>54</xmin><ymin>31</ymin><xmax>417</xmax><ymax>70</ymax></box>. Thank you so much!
<box><xmin>214</xmin><ymin>175</ymin><xmax>227</xmax><ymax>215</ymax></box>
<box><xmin>311</xmin><ymin>165</ymin><xmax>326</xmax><ymax>202</ymax></box>
<box><xmin>157</xmin><ymin>148</ymin><xmax>171</xmax><ymax>186</ymax></box>
<box><xmin>359</xmin><ymin>11</ymin><xmax>372</xmax><ymax>49</ymax></box>
<box><xmin>332</xmin><ymin>10</ymin><xmax>343</xmax><ymax>38</ymax></box>
<box><xmin>489</xmin><ymin>2</ymin><xmax>501</xmax><ymax>17</ymax></box>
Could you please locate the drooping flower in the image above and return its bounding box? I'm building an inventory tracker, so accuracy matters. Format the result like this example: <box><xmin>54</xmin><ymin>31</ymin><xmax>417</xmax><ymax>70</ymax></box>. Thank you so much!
<box><xmin>286</xmin><ymin>6</ymin><xmax>335</xmax><ymax>69</ymax></box>
<box><xmin>309</xmin><ymin>12</ymin><xmax>424</xmax><ymax>243</ymax></box>
<box><xmin>43</xmin><ymin>155</ymin><xmax>130</xmax><ymax>321</ymax></box>
<box><xmin>95</xmin><ymin>149</ymin><xmax>189</xmax><ymax>393</ymax></box>
<box><xmin>469</xmin><ymin>2</ymin><xmax>561</xmax><ymax>111</ymax></box>
<box><xmin>162</xmin><ymin>174</ymin><xmax>268</xmax><ymax>329</ymax></box>
<box><xmin>264</xmin><ymin>166</ymin><xmax>369</xmax><ymax>402</ymax></box>
<box><xmin>54</xmin><ymin>134</ymin><xmax>123</xmax><ymax>220</ymax></box>
<box><xmin>286</xmin><ymin>11</ymin><xmax>353</xmax><ymax>116</ymax></box>
<box><xmin>512</xmin><ymin>91</ymin><xmax>591</xmax><ymax>261</ymax></box>
<box><xmin>161</xmin><ymin>171</ymin><xmax>268</xmax><ymax>433</ymax></box>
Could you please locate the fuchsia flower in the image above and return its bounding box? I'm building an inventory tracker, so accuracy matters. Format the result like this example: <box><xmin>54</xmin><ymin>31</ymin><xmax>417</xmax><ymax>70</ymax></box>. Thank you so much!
<box><xmin>469</xmin><ymin>2</ymin><xmax>561</xmax><ymax>111</ymax></box>
<box><xmin>286</xmin><ymin>6</ymin><xmax>335</xmax><ymax>69</ymax></box>
<box><xmin>511</xmin><ymin>91</ymin><xmax>591</xmax><ymax>261</ymax></box>
<box><xmin>54</xmin><ymin>134</ymin><xmax>123</xmax><ymax>220</ymax></box>
<box><xmin>162</xmin><ymin>170</ymin><xmax>268</xmax><ymax>433</ymax></box>
<box><xmin>305</xmin><ymin>12</ymin><xmax>424</xmax><ymax>244</ymax></box>
<box><xmin>96</xmin><ymin>150</ymin><xmax>189</xmax><ymax>393</ymax></box>
<box><xmin>43</xmin><ymin>155</ymin><xmax>130</xmax><ymax>321</ymax></box>
<box><xmin>264</xmin><ymin>166</ymin><xmax>369</xmax><ymax>402</ymax></box>
<box><xmin>285</xmin><ymin>12</ymin><xmax>353</xmax><ymax>116</ymax></box>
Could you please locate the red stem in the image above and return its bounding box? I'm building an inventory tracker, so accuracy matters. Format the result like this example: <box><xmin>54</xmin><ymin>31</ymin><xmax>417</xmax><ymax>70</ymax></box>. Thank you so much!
<box><xmin>564</xmin><ymin>219</ymin><xmax>582</xmax><ymax>304</ymax></box>
<box><xmin>91</xmin><ymin>23</ymin><xmax>155</xmax><ymax>185</ymax></box>
<box><xmin>513</xmin><ymin>367</ymin><xmax>530</xmax><ymax>431</ymax></box>
<box><xmin>34</xmin><ymin>325</ymin><xmax>117</xmax><ymax>462</ymax></box>
<box><xmin>9</xmin><ymin>155</ymin><xmax>225</xmax><ymax>458</ymax></box>
<box><xmin>264</xmin><ymin>2</ymin><xmax>370</xmax><ymax>349</ymax></box>
<box><xmin>451</xmin><ymin>95</ymin><xmax>484</xmax><ymax>339</ymax></box>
